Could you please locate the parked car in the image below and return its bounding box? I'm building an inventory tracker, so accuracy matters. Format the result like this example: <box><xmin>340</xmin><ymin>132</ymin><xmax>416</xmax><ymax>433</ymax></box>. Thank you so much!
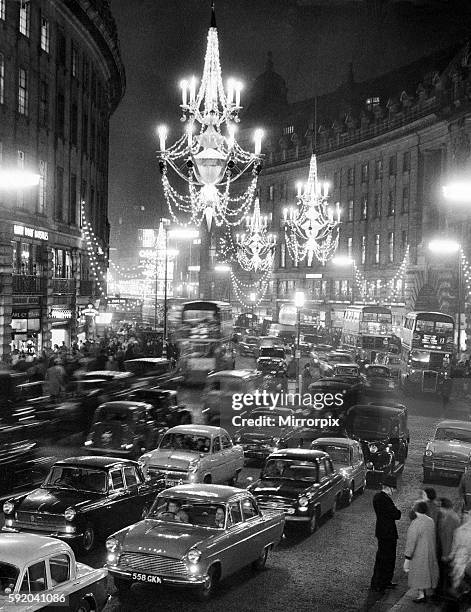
<box><xmin>0</xmin><ymin>533</ymin><xmax>109</xmax><ymax>610</ymax></box>
<box><xmin>247</xmin><ymin>449</ymin><xmax>345</xmax><ymax>534</ymax></box>
<box><xmin>2</xmin><ymin>457</ymin><xmax>162</xmax><ymax>553</ymax></box>
<box><xmin>123</xmin><ymin>357</ymin><xmax>183</xmax><ymax>389</ymax></box>
<box><xmin>139</xmin><ymin>424</ymin><xmax>244</xmax><ymax>487</ymax></box>
<box><xmin>82</xmin><ymin>401</ymin><xmax>160</xmax><ymax>458</ymax></box>
<box><xmin>344</xmin><ymin>404</ymin><xmax>409</xmax><ymax>484</ymax></box>
<box><xmin>201</xmin><ymin>370</ymin><xmax>264</xmax><ymax>426</ymax></box>
<box><xmin>239</xmin><ymin>335</ymin><xmax>259</xmax><ymax>356</ymax></box>
<box><xmin>310</xmin><ymin>437</ymin><xmax>367</xmax><ymax>504</ymax></box>
<box><xmin>423</xmin><ymin>420</ymin><xmax>471</xmax><ymax>482</ymax></box>
<box><xmin>106</xmin><ymin>484</ymin><xmax>285</xmax><ymax>599</ymax></box>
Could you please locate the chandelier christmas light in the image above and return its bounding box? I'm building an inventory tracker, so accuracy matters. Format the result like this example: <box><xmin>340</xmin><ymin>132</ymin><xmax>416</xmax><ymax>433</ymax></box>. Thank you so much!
<box><xmin>234</xmin><ymin>198</ymin><xmax>276</xmax><ymax>271</ymax></box>
<box><xmin>283</xmin><ymin>154</ymin><xmax>340</xmax><ymax>265</ymax></box>
<box><xmin>157</xmin><ymin>2</ymin><xmax>263</xmax><ymax>229</ymax></box>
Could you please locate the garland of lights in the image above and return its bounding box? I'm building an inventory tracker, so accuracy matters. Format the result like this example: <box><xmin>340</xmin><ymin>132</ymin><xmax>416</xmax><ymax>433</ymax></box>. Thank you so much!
<box><xmin>80</xmin><ymin>203</ymin><xmax>107</xmax><ymax>299</ymax></box>
<box><xmin>352</xmin><ymin>246</ymin><xmax>409</xmax><ymax>302</ymax></box>
<box><xmin>157</xmin><ymin>4</ymin><xmax>263</xmax><ymax>229</ymax></box>
<box><xmin>229</xmin><ymin>268</ymin><xmax>270</xmax><ymax>309</ymax></box>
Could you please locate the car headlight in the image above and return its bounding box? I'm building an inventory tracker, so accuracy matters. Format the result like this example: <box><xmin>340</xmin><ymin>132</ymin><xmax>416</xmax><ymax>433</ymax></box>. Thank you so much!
<box><xmin>425</xmin><ymin>450</ymin><xmax>433</xmax><ymax>457</ymax></box>
<box><xmin>298</xmin><ymin>496</ymin><xmax>309</xmax><ymax>507</ymax></box>
<box><xmin>64</xmin><ymin>507</ymin><xmax>76</xmax><ymax>522</ymax></box>
<box><xmin>84</xmin><ymin>440</ymin><xmax>92</xmax><ymax>446</ymax></box>
<box><xmin>369</xmin><ymin>445</ymin><xmax>378</xmax><ymax>454</ymax></box>
<box><xmin>188</xmin><ymin>460</ymin><xmax>199</xmax><ymax>473</ymax></box>
<box><xmin>3</xmin><ymin>501</ymin><xmax>14</xmax><ymax>515</ymax></box>
<box><xmin>187</xmin><ymin>548</ymin><xmax>202</xmax><ymax>564</ymax></box>
<box><xmin>106</xmin><ymin>537</ymin><xmax>119</xmax><ymax>552</ymax></box>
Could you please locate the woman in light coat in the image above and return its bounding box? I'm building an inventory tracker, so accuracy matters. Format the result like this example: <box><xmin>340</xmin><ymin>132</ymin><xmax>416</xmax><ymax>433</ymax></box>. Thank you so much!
<box><xmin>403</xmin><ymin>501</ymin><xmax>439</xmax><ymax>603</ymax></box>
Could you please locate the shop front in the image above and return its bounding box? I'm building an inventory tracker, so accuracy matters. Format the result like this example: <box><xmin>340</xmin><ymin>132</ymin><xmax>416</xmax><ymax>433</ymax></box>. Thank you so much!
<box><xmin>50</xmin><ymin>307</ymin><xmax>74</xmax><ymax>348</ymax></box>
<box><xmin>10</xmin><ymin>307</ymin><xmax>42</xmax><ymax>355</ymax></box>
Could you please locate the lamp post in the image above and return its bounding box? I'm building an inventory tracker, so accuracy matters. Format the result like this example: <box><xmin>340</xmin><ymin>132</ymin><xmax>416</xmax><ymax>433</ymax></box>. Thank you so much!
<box><xmin>332</xmin><ymin>255</ymin><xmax>355</xmax><ymax>303</ymax></box>
<box><xmin>294</xmin><ymin>291</ymin><xmax>305</xmax><ymax>394</ymax></box>
<box><xmin>428</xmin><ymin>239</ymin><xmax>462</xmax><ymax>354</ymax></box>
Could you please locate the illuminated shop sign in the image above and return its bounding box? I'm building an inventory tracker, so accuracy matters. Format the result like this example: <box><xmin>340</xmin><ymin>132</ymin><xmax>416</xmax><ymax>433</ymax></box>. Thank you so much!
<box><xmin>14</xmin><ymin>225</ymin><xmax>49</xmax><ymax>241</ymax></box>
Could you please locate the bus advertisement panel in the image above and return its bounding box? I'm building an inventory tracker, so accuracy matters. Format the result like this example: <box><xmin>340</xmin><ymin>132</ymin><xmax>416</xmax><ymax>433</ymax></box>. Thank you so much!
<box><xmin>340</xmin><ymin>305</ymin><xmax>393</xmax><ymax>361</ymax></box>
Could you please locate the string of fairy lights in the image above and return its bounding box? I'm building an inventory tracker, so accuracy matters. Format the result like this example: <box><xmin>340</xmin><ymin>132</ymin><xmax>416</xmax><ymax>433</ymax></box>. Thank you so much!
<box><xmin>460</xmin><ymin>248</ymin><xmax>471</xmax><ymax>305</ymax></box>
<box><xmin>80</xmin><ymin>203</ymin><xmax>108</xmax><ymax>300</ymax></box>
<box><xmin>352</xmin><ymin>246</ymin><xmax>409</xmax><ymax>302</ymax></box>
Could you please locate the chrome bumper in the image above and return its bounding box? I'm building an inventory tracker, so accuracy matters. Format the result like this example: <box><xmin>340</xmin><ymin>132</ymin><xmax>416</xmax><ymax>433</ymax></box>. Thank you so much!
<box><xmin>108</xmin><ymin>566</ymin><xmax>208</xmax><ymax>587</ymax></box>
<box><xmin>2</xmin><ymin>525</ymin><xmax>82</xmax><ymax>542</ymax></box>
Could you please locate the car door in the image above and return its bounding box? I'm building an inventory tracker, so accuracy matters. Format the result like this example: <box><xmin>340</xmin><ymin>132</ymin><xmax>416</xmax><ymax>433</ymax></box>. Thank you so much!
<box><xmin>224</xmin><ymin>500</ymin><xmax>249</xmax><ymax>574</ymax></box>
<box><xmin>317</xmin><ymin>458</ymin><xmax>335</xmax><ymax>515</ymax></box>
<box><xmin>106</xmin><ymin>467</ymin><xmax>135</xmax><ymax>533</ymax></box>
<box><xmin>221</xmin><ymin>432</ymin><xmax>238</xmax><ymax>477</ymax></box>
<box><xmin>209</xmin><ymin>435</ymin><xmax>225</xmax><ymax>483</ymax></box>
<box><xmin>123</xmin><ymin>464</ymin><xmax>152</xmax><ymax>521</ymax></box>
<box><xmin>240</xmin><ymin>496</ymin><xmax>266</xmax><ymax>562</ymax></box>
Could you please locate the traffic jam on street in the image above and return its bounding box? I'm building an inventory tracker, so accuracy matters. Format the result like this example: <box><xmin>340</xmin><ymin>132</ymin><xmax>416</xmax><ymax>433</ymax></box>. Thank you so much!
<box><xmin>2</xmin><ymin>1</ymin><xmax>471</xmax><ymax>611</ymax></box>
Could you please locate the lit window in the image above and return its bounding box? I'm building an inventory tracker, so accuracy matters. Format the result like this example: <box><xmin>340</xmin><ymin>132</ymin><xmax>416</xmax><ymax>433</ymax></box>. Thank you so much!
<box><xmin>361</xmin><ymin>236</ymin><xmax>366</xmax><ymax>265</ymax></box>
<box><xmin>268</xmin><ymin>185</ymin><xmax>274</xmax><ymax>201</ymax></box>
<box><xmin>283</xmin><ymin>125</ymin><xmax>294</xmax><ymax>135</ymax></box>
<box><xmin>17</xmin><ymin>151</ymin><xmax>25</xmax><ymax>208</ymax></box>
<box><xmin>366</xmin><ymin>97</ymin><xmax>380</xmax><ymax>111</ymax></box>
<box><xmin>38</xmin><ymin>160</ymin><xmax>47</xmax><ymax>214</ymax></box>
<box><xmin>0</xmin><ymin>53</ymin><xmax>4</xmax><ymax>105</ymax></box>
<box><xmin>361</xmin><ymin>195</ymin><xmax>368</xmax><ymax>220</ymax></box>
<box><xmin>0</xmin><ymin>0</ymin><xmax>5</xmax><ymax>21</ymax></box>
<box><xmin>348</xmin><ymin>199</ymin><xmax>354</xmax><ymax>222</ymax></box>
<box><xmin>18</xmin><ymin>68</ymin><xmax>28</xmax><ymax>115</ymax></box>
<box><xmin>388</xmin><ymin>232</ymin><xmax>394</xmax><ymax>263</ymax></box>
<box><xmin>71</xmin><ymin>45</ymin><xmax>78</xmax><ymax>78</ymax></box>
<box><xmin>374</xmin><ymin>234</ymin><xmax>380</xmax><ymax>264</ymax></box>
<box><xmin>40</xmin><ymin>17</ymin><xmax>50</xmax><ymax>53</ymax></box>
<box><xmin>388</xmin><ymin>190</ymin><xmax>395</xmax><ymax>215</ymax></box>
<box><xmin>19</xmin><ymin>1</ymin><xmax>30</xmax><ymax>37</ymax></box>
<box><xmin>361</xmin><ymin>162</ymin><xmax>369</xmax><ymax>183</ymax></box>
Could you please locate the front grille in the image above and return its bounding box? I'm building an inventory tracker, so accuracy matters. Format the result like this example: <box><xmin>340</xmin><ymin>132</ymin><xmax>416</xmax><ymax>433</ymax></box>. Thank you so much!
<box><xmin>119</xmin><ymin>552</ymin><xmax>188</xmax><ymax>578</ymax></box>
<box><xmin>15</xmin><ymin>511</ymin><xmax>65</xmax><ymax>530</ymax></box>
<box><xmin>433</xmin><ymin>457</ymin><xmax>467</xmax><ymax>468</ymax></box>
<box><xmin>149</xmin><ymin>467</ymin><xmax>187</xmax><ymax>480</ymax></box>
<box><xmin>256</xmin><ymin>496</ymin><xmax>295</xmax><ymax>513</ymax></box>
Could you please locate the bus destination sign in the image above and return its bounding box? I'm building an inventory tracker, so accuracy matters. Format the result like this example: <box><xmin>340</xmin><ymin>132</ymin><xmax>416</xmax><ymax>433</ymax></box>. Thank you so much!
<box><xmin>412</xmin><ymin>332</ymin><xmax>453</xmax><ymax>351</ymax></box>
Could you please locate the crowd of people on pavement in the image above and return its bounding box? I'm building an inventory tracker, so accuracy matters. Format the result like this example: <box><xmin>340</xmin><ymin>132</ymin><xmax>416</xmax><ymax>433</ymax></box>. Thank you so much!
<box><xmin>371</xmin><ymin>474</ymin><xmax>471</xmax><ymax>608</ymax></box>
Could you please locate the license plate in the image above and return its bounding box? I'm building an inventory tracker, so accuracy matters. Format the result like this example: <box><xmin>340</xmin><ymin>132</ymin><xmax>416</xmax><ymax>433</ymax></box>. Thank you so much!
<box><xmin>165</xmin><ymin>478</ymin><xmax>183</xmax><ymax>487</ymax></box>
<box><xmin>131</xmin><ymin>572</ymin><xmax>162</xmax><ymax>584</ymax></box>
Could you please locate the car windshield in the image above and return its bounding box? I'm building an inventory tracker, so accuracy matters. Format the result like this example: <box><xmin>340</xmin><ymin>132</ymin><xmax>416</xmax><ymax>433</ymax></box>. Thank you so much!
<box><xmin>259</xmin><ymin>348</ymin><xmax>285</xmax><ymax>359</ymax></box>
<box><xmin>149</xmin><ymin>498</ymin><xmax>227</xmax><ymax>529</ymax></box>
<box><xmin>43</xmin><ymin>466</ymin><xmax>107</xmax><ymax>492</ymax></box>
<box><xmin>328</xmin><ymin>354</ymin><xmax>352</xmax><ymax>363</ymax></box>
<box><xmin>335</xmin><ymin>366</ymin><xmax>358</xmax><ymax>376</ymax></box>
<box><xmin>262</xmin><ymin>458</ymin><xmax>318</xmax><ymax>481</ymax></box>
<box><xmin>349</xmin><ymin>415</ymin><xmax>391</xmax><ymax>439</ymax></box>
<box><xmin>0</xmin><ymin>562</ymin><xmax>19</xmax><ymax>595</ymax></box>
<box><xmin>367</xmin><ymin>367</ymin><xmax>388</xmax><ymax>377</ymax></box>
<box><xmin>93</xmin><ymin>407</ymin><xmax>134</xmax><ymax>424</ymax></box>
<box><xmin>435</xmin><ymin>428</ymin><xmax>471</xmax><ymax>443</ymax></box>
<box><xmin>313</xmin><ymin>445</ymin><xmax>350</xmax><ymax>464</ymax></box>
<box><xmin>159</xmin><ymin>433</ymin><xmax>211</xmax><ymax>453</ymax></box>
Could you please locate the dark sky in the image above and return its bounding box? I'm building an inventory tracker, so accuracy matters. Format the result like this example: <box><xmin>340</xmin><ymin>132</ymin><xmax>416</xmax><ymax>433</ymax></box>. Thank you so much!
<box><xmin>108</xmin><ymin>0</ymin><xmax>471</xmax><ymax>253</ymax></box>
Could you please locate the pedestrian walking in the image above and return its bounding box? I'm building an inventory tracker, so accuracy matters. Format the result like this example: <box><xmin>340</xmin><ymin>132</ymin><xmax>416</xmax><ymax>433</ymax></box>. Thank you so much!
<box><xmin>422</xmin><ymin>488</ymin><xmax>440</xmax><ymax>525</ymax></box>
<box><xmin>437</xmin><ymin>498</ymin><xmax>460</xmax><ymax>598</ymax></box>
<box><xmin>458</xmin><ymin>466</ymin><xmax>471</xmax><ymax>512</ymax></box>
<box><xmin>370</xmin><ymin>475</ymin><xmax>401</xmax><ymax>593</ymax></box>
<box><xmin>440</xmin><ymin>377</ymin><xmax>453</xmax><ymax>413</ymax></box>
<box><xmin>44</xmin><ymin>359</ymin><xmax>66</xmax><ymax>401</ymax></box>
<box><xmin>403</xmin><ymin>501</ymin><xmax>439</xmax><ymax>603</ymax></box>
<box><xmin>302</xmin><ymin>363</ymin><xmax>312</xmax><ymax>394</ymax></box>
<box><xmin>450</xmin><ymin>513</ymin><xmax>471</xmax><ymax>596</ymax></box>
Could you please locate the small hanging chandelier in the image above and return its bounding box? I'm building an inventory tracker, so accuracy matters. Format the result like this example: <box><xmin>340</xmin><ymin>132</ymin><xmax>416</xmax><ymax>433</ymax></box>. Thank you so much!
<box><xmin>284</xmin><ymin>154</ymin><xmax>341</xmax><ymax>265</ymax></box>
<box><xmin>157</xmin><ymin>2</ymin><xmax>263</xmax><ymax>230</ymax></box>
<box><xmin>234</xmin><ymin>197</ymin><xmax>277</xmax><ymax>271</ymax></box>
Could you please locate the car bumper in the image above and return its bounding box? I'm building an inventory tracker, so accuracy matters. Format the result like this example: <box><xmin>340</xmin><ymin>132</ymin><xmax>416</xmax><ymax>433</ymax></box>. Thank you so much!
<box><xmin>2</xmin><ymin>524</ymin><xmax>83</xmax><ymax>543</ymax></box>
<box><xmin>108</xmin><ymin>566</ymin><xmax>208</xmax><ymax>587</ymax></box>
<box><xmin>423</xmin><ymin>460</ymin><xmax>466</xmax><ymax>476</ymax></box>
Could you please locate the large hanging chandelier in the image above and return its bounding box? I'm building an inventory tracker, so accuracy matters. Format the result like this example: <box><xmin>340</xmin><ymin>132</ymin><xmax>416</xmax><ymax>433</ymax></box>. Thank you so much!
<box><xmin>157</xmin><ymin>2</ymin><xmax>263</xmax><ymax>230</ymax></box>
<box><xmin>283</xmin><ymin>154</ymin><xmax>341</xmax><ymax>265</ymax></box>
<box><xmin>234</xmin><ymin>198</ymin><xmax>276</xmax><ymax>271</ymax></box>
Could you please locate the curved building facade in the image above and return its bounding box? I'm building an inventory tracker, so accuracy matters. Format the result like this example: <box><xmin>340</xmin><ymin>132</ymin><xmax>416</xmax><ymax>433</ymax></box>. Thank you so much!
<box><xmin>0</xmin><ymin>0</ymin><xmax>125</xmax><ymax>359</ymax></box>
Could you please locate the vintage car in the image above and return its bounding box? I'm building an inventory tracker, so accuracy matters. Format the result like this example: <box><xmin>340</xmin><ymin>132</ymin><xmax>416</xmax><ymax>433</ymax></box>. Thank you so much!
<box><xmin>139</xmin><ymin>424</ymin><xmax>244</xmax><ymax>487</ymax></box>
<box><xmin>234</xmin><ymin>407</ymin><xmax>296</xmax><ymax>463</ymax></box>
<box><xmin>106</xmin><ymin>484</ymin><xmax>284</xmax><ymax>599</ymax></box>
<box><xmin>239</xmin><ymin>335</ymin><xmax>259</xmax><ymax>357</ymax></box>
<box><xmin>247</xmin><ymin>449</ymin><xmax>345</xmax><ymax>534</ymax></box>
<box><xmin>82</xmin><ymin>401</ymin><xmax>160</xmax><ymax>458</ymax></box>
<box><xmin>344</xmin><ymin>404</ymin><xmax>409</xmax><ymax>484</ymax></box>
<box><xmin>0</xmin><ymin>534</ymin><xmax>109</xmax><ymax>611</ymax></box>
<box><xmin>332</xmin><ymin>363</ymin><xmax>362</xmax><ymax>378</ymax></box>
<box><xmin>308</xmin><ymin>377</ymin><xmax>362</xmax><ymax>415</ymax></box>
<box><xmin>124</xmin><ymin>387</ymin><xmax>192</xmax><ymax>427</ymax></box>
<box><xmin>319</xmin><ymin>352</ymin><xmax>355</xmax><ymax>377</ymax></box>
<box><xmin>364</xmin><ymin>365</ymin><xmax>395</xmax><ymax>391</ymax></box>
<box><xmin>257</xmin><ymin>346</ymin><xmax>287</xmax><ymax>365</ymax></box>
<box><xmin>123</xmin><ymin>357</ymin><xmax>183</xmax><ymax>389</ymax></box>
<box><xmin>0</xmin><ymin>439</ymin><xmax>53</xmax><ymax>495</ymax></box>
<box><xmin>375</xmin><ymin>353</ymin><xmax>401</xmax><ymax>378</ymax></box>
<box><xmin>310</xmin><ymin>437</ymin><xmax>367</xmax><ymax>504</ymax></box>
<box><xmin>2</xmin><ymin>456</ymin><xmax>162</xmax><ymax>553</ymax></box>
<box><xmin>423</xmin><ymin>420</ymin><xmax>471</xmax><ymax>482</ymax></box>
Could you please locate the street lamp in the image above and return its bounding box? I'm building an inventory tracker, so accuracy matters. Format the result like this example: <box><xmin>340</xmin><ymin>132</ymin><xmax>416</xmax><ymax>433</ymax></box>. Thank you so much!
<box><xmin>294</xmin><ymin>291</ymin><xmax>305</xmax><ymax>393</ymax></box>
<box><xmin>428</xmin><ymin>239</ymin><xmax>462</xmax><ymax>354</ymax></box>
<box><xmin>332</xmin><ymin>255</ymin><xmax>355</xmax><ymax>303</ymax></box>
<box><xmin>0</xmin><ymin>169</ymin><xmax>40</xmax><ymax>189</ymax></box>
<box><xmin>442</xmin><ymin>182</ymin><xmax>471</xmax><ymax>204</ymax></box>
<box><xmin>214</xmin><ymin>264</ymin><xmax>231</xmax><ymax>303</ymax></box>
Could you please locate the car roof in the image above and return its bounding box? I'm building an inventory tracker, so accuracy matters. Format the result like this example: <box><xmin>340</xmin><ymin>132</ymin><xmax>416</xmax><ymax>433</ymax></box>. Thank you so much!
<box><xmin>124</xmin><ymin>358</ymin><xmax>171</xmax><ymax>365</ymax></box>
<box><xmin>348</xmin><ymin>404</ymin><xmax>405</xmax><ymax>415</ymax></box>
<box><xmin>334</xmin><ymin>363</ymin><xmax>359</xmax><ymax>368</ymax></box>
<box><xmin>436</xmin><ymin>420</ymin><xmax>471</xmax><ymax>430</ymax></box>
<box><xmin>160</xmin><ymin>484</ymin><xmax>248</xmax><ymax>502</ymax></box>
<box><xmin>165</xmin><ymin>424</ymin><xmax>225</xmax><ymax>436</ymax></box>
<box><xmin>54</xmin><ymin>456</ymin><xmax>138</xmax><ymax>469</ymax></box>
<box><xmin>269</xmin><ymin>449</ymin><xmax>329</xmax><ymax>460</ymax></box>
<box><xmin>83</xmin><ymin>371</ymin><xmax>133</xmax><ymax>378</ymax></box>
<box><xmin>312</xmin><ymin>437</ymin><xmax>357</xmax><ymax>447</ymax></box>
<box><xmin>0</xmin><ymin>534</ymin><xmax>72</xmax><ymax>568</ymax></box>
<box><xmin>97</xmin><ymin>401</ymin><xmax>152</xmax><ymax>410</ymax></box>
<box><xmin>206</xmin><ymin>370</ymin><xmax>259</xmax><ymax>379</ymax></box>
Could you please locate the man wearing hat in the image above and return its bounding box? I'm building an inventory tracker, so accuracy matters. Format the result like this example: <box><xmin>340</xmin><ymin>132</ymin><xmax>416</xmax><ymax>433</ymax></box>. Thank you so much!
<box><xmin>370</xmin><ymin>474</ymin><xmax>402</xmax><ymax>592</ymax></box>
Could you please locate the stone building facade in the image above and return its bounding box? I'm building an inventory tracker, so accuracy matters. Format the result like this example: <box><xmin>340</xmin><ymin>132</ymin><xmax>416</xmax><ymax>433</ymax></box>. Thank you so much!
<box><xmin>0</xmin><ymin>0</ymin><xmax>125</xmax><ymax>360</ymax></box>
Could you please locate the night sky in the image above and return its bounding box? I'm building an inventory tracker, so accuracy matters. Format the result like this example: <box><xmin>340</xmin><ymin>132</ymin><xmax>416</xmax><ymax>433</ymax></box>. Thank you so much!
<box><xmin>108</xmin><ymin>0</ymin><xmax>471</xmax><ymax>259</ymax></box>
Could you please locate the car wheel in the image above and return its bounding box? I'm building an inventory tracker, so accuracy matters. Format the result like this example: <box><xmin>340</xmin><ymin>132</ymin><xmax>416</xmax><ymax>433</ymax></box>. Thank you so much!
<box><xmin>252</xmin><ymin>546</ymin><xmax>269</xmax><ymax>571</ymax></box>
<box><xmin>196</xmin><ymin>566</ymin><xmax>218</xmax><ymax>601</ymax></box>
<box><xmin>228</xmin><ymin>471</ymin><xmax>239</xmax><ymax>486</ymax></box>
<box><xmin>344</xmin><ymin>483</ymin><xmax>354</xmax><ymax>506</ymax></box>
<box><xmin>329</xmin><ymin>494</ymin><xmax>340</xmax><ymax>517</ymax></box>
<box><xmin>423</xmin><ymin>469</ymin><xmax>433</xmax><ymax>483</ymax></box>
<box><xmin>81</xmin><ymin>523</ymin><xmax>95</xmax><ymax>553</ymax></box>
<box><xmin>114</xmin><ymin>577</ymin><xmax>132</xmax><ymax>596</ymax></box>
<box><xmin>73</xmin><ymin>600</ymin><xmax>91</xmax><ymax>612</ymax></box>
<box><xmin>203</xmin><ymin>475</ymin><xmax>212</xmax><ymax>484</ymax></box>
<box><xmin>306</xmin><ymin>507</ymin><xmax>319</xmax><ymax>535</ymax></box>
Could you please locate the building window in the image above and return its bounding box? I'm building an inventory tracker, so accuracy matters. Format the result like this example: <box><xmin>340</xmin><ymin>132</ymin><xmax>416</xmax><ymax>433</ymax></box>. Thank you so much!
<box><xmin>56</xmin><ymin>93</ymin><xmax>65</xmax><ymax>139</ymax></box>
<box><xmin>17</xmin><ymin>68</ymin><xmax>28</xmax><ymax>116</ymax></box>
<box><xmin>40</xmin><ymin>17</ymin><xmax>50</xmax><ymax>53</ymax></box>
<box><xmin>402</xmin><ymin>151</ymin><xmax>411</xmax><ymax>172</ymax></box>
<box><xmin>19</xmin><ymin>1</ymin><xmax>30</xmax><ymax>37</ymax></box>
<box><xmin>82</xmin><ymin>59</ymin><xmax>89</xmax><ymax>90</ymax></box>
<box><xmin>388</xmin><ymin>231</ymin><xmax>394</xmax><ymax>263</ymax></box>
<box><xmin>348</xmin><ymin>199</ymin><xmax>354</xmax><ymax>222</ymax></box>
<box><xmin>71</xmin><ymin>44</ymin><xmax>78</xmax><ymax>78</ymax></box>
<box><xmin>39</xmin><ymin>80</ymin><xmax>48</xmax><ymax>126</ymax></box>
<box><xmin>374</xmin><ymin>234</ymin><xmax>380</xmax><ymax>264</ymax></box>
<box><xmin>374</xmin><ymin>193</ymin><xmax>381</xmax><ymax>218</ymax></box>
<box><xmin>38</xmin><ymin>160</ymin><xmax>47</xmax><ymax>214</ymax></box>
<box><xmin>333</xmin><ymin>171</ymin><xmax>340</xmax><ymax>188</ymax></box>
<box><xmin>347</xmin><ymin>167</ymin><xmax>355</xmax><ymax>186</ymax></box>
<box><xmin>55</xmin><ymin>167</ymin><xmax>64</xmax><ymax>221</ymax></box>
<box><xmin>56</xmin><ymin>30</ymin><xmax>66</xmax><ymax>66</ymax></box>
<box><xmin>69</xmin><ymin>174</ymin><xmax>77</xmax><ymax>225</ymax></box>
<box><xmin>280</xmin><ymin>243</ymin><xmax>286</xmax><ymax>268</ymax></box>
<box><xmin>388</xmin><ymin>190</ymin><xmax>395</xmax><ymax>215</ymax></box>
<box><xmin>366</xmin><ymin>96</ymin><xmax>380</xmax><ymax>111</ymax></box>
<box><xmin>402</xmin><ymin>185</ymin><xmax>409</xmax><ymax>212</ymax></box>
<box><xmin>401</xmin><ymin>229</ymin><xmax>408</xmax><ymax>251</ymax></box>
<box><xmin>70</xmin><ymin>103</ymin><xmax>78</xmax><ymax>146</ymax></box>
<box><xmin>267</xmin><ymin>185</ymin><xmax>274</xmax><ymax>201</ymax></box>
<box><xmin>283</xmin><ymin>125</ymin><xmax>294</xmax><ymax>135</ymax></box>
<box><xmin>90</xmin><ymin>118</ymin><xmax>96</xmax><ymax>160</ymax></box>
<box><xmin>347</xmin><ymin>237</ymin><xmax>353</xmax><ymax>257</ymax></box>
<box><xmin>374</xmin><ymin>159</ymin><xmax>383</xmax><ymax>180</ymax></box>
<box><xmin>361</xmin><ymin>195</ymin><xmax>368</xmax><ymax>220</ymax></box>
<box><xmin>82</xmin><ymin>113</ymin><xmax>88</xmax><ymax>154</ymax></box>
<box><xmin>389</xmin><ymin>154</ymin><xmax>397</xmax><ymax>176</ymax></box>
<box><xmin>0</xmin><ymin>0</ymin><xmax>5</xmax><ymax>21</ymax></box>
<box><xmin>0</xmin><ymin>53</ymin><xmax>4</xmax><ymax>105</ymax></box>
<box><xmin>361</xmin><ymin>162</ymin><xmax>369</xmax><ymax>183</ymax></box>
<box><xmin>361</xmin><ymin>236</ymin><xmax>366</xmax><ymax>265</ymax></box>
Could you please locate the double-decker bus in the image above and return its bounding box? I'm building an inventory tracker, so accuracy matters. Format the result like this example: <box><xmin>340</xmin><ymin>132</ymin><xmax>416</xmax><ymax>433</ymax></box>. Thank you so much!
<box><xmin>340</xmin><ymin>305</ymin><xmax>393</xmax><ymax>361</ymax></box>
<box><xmin>399</xmin><ymin>311</ymin><xmax>454</xmax><ymax>393</ymax></box>
<box><xmin>176</xmin><ymin>301</ymin><xmax>235</xmax><ymax>384</ymax></box>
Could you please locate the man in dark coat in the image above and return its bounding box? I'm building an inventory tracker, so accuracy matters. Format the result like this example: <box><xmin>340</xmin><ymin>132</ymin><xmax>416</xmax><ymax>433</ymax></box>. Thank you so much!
<box><xmin>370</xmin><ymin>475</ymin><xmax>402</xmax><ymax>592</ymax></box>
